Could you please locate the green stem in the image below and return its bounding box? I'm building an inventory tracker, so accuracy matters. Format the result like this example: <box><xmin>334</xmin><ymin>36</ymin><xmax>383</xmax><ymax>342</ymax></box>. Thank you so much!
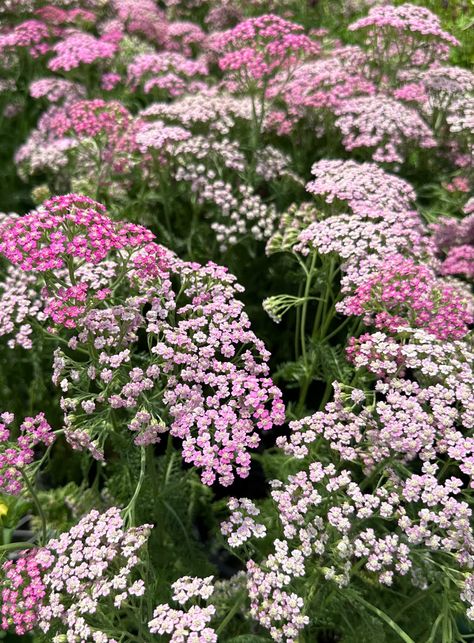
<box><xmin>215</xmin><ymin>591</ymin><xmax>247</xmax><ymax>637</ymax></box>
<box><xmin>20</xmin><ymin>469</ymin><xmax>47</xmax><ymax>545</ymax></box>
<box><xmin>352</xmin><ymin>595</ymin><xmax>416</xmax><ymax>643</ymax></box>
<box><xmin>295</xmin><ymin>252</ymin><xmax>319</xmax><ymax>415</ymax></box>
<box><xmin>122</xmin><ymin>447</ymin><xmax>147</xmax><ymax>527</ymax></box>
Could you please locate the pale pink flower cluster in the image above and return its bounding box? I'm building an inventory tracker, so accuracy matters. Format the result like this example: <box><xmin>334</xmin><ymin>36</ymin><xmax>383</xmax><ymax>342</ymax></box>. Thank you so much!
<box><xmin>166</xmin><ymin>21</ymin><xmax>206</xmax><ymax>57</ymax></box>
<box><xmin>1</xmin><ymin>507</ymin><xmax>151</xmax><ymax>641</ymax></box>
<box><xmin>446</xmin><ymin>96</ymin><xmax>474</xmax><ymax>163</ymax></box>
<box><xmin>15</xmin><ymin>100</ymin><xmax>135</xmax><ymax>181</ymax></box>
<box><xmin>127</xmin><ymin>52</ymin><xmax>208</xmax><ymax>96</ymax></box>
<box><xmin>273</xmin><ymin>56</ymin><xmax>375</xmax><ymax>121</ymax></box>
<box><xmin>48</xmin><ymin>31</ymin><xmax>117</xmax><ymax>71</ymax></box>
<box><xmin>431</xmin><ymin>213</ymin><xmax>474</xmax><ymax>279</ymax></box>
<box><xmin>139</xmin><ymin>92</ymin><xmax>254</xmax><ymax>135</ymax></box>
<box><xmin>148</xmin><ymin>576</ymin><xmax>217</xmax><ymax>642</ymax></box>
<box><xmin>13</xmin><ymin>198</ymin><xmax>286</xmax><ymax>486</ymax></box>
<box><xmin>172</xmin><ymin>136</ymin><xmax>282</xmax><ymax>249</ymax></box>
<box><xmin>349</xmin><ymin>3</ymin><xmax>459</xmax><ymax>70</ymax></box>
<box><xmin>135</xmin><ymin>120</ymin><xmax>191</xmax><ymax>154</ymax></box>
<box><xmin>34</xmin><ymin>5</ymin><xmax>96</xmax><ymax>26</ymax></box>
<box><xmin>300</xmin><ymin>160</ymin><xmax>432</xmax><ymax>291</ymax></box>
<box><xmin>221</xmin><ymin>497</ymin><xmax>267</xmax><ymax>547</ymax></box>
<box><xmin>420</xmin><ymin>66</ymin><xmax>474</xmax><ymax>112</ymax></box>
<box><xmin>29</xmin><ymin>78</ymin><xmax>86</xmax><ymax>104</ymax></box>
<box><xmin>112</xmin><ymin>0</ymin><xmax>167</xmax><ymax>42</ymax></box>
<box><xmin>249</xmin><ymin>315</ymin><xmax>474</xmax><ymax>633</ymax></box>
<box><xmin>0</xmin><ymin>263</ymin><xmax>46</xmax><ymax>349</ymax></box>
<box><xmin>306</xmin><ymin>158</ymin><xmax>416</xmax><ymax>215</ymax></box>
<box><xmin>334</xmin><ymin>95</ymin><xmax>436</xmax><ymax>163</ymax></box>
<box><xmin>0</xmin><ymin>19</ymin><xmax>52</xmax><ymax>57</ymax></box>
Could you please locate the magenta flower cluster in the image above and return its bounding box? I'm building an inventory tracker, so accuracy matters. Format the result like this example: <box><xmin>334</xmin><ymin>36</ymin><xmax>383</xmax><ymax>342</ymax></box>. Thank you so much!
<box><xmin>0</xmin><ymin>194</ymin><xmax>154</xmax><ymax>272</ymax></box>
<box><xmin>212</xmin><ymin>14</ymin><xmax>319</xmax><ymax>86</ymax></box>
<box><xmin>340</xmin><ymin>253</ymin><xmax>472</xmax><ymax>339</ymax></box>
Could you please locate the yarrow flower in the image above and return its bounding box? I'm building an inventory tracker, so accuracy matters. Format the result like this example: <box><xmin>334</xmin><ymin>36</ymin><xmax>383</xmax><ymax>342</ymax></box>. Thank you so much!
<box><xmin>1</xmin><ymin>549</ymin><xmax>51</xmax><ymax>636</ymax></box>
<box><xmin>0</xmin><ymin>194</ymin><xmax>154</xmax><ymax>272</ymax></box>
<box><xmin>127</xmin><ymin>51</ymin><xmax>208</xmax><ymax>97</ymax></box>
<box><xmin>338</xmin><ymin>253</ymin><xmax>473</xmax><ymax>339</ymax></box>
<box><xmin>0</xmin><ymin>262</ymin><xmax>46</xmax><ymax>349</ymax></box>
<box><xmin>52</xmin><ymin>245</ymin><xmax>285</xmax><ymax>485</ymax></box>
<box><xmin>334</xmin><ymin>95</ymin><xmax>436</xmax><ymax>163</ymax></box>
<box><xmin>149</xmin><ymin>575</ymin><xmax>217</xmax><ymax>642</ymax></box>
<box><xmin>221</xmin><ymin>497</ymin><xmax>267</xmax><ymax>547</ymax></box>
<box><xmin>1</xmin><ymin>508</ymin><xmax>152</xmax><ymax>641</ymax></box>
<box><xmin>0</xmin><ymin>412</ymin><xmax>54</xmax><ymax>496</ymax></box>
<box><xmin>0</xmin><ymin>196</ymin><xmax>285</xmax><ymax>486</ymax></box>
<box><xmin>272</xmin><ymin>55</ymin><xmax>375</xmax><ymax>123</ymax></box>
<box><xmin>212</xmin><ymin>14</ymin><xmax>319</xmax><ymax>90</ymax></box>
<box><xmin>349</xmin><ymin>3</ymin><xmax>459</xmax><ymax>73</ymax></box>
<box><xmin>0</xmin><ymin>19</ymin><xmax>52</xmax><ymax>57</ymax></box>
<box><xmin>306</xmin><ymin>159</ymin><xmax>416</xmax><ymax>215</ymax></box>
<box><xmin>29</xmin><ymin>78</ymin><xmax>86</xmax><ymax>105</ymax></box>
<box><xmin>47</xmin><ymin>32</ymin><xmax>117</xmax><ymax>72</ymax></box>
<box><xmin>135</xmin><ymin>120</ymin><xmax>191</xmax><ymax>154</ymax></box>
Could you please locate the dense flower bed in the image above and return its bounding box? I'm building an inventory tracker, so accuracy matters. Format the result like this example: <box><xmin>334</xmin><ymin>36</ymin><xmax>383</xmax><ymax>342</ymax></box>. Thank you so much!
<box><xmin>0</xmin><ymin>0</ymin><xmax>472</xmax><ymax>641</ymax></box>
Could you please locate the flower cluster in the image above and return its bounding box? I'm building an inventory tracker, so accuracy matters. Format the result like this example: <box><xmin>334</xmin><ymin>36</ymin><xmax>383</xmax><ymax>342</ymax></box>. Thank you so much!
<box><xmin>0</xmin><ymin>19</ymin><xmax>53</xmax><ymax>57</ymax></box>
<box><xmin>306</xmin><ymin>158</ymin><xmax>416</xmax><ymax>215</ymax></box>
<box><xmin>0</xmin><ymin>1</ymin><xmax>473</xmax><ymax>642</ymax></box>
<box><xmin>0</xmin><ymin>412</ymin><xmax>54</xmax><ymax>495</ymax></box>
<box><xmin>0</xmin><ymin>263</ymin><xmax>46</xmax><ymax>349</ymax></box>
<box><xmin>29</xmin><ymin>78</ymin><xmax>86</xmax><ymax>105</ymax></box>
<box><xmin>221</xmin><ymin>497</ymin><xmax>267</xmax><ymax>547</ymax></box>
<box><xmin>0</xmin><ymin>194</ymin><xmax>153</xmax><ymax>271</ymax></box>
<box><xmin>212</xmin><ymin>14</ymin><xmax>319</xmax><ymax>89</ymax></box>
<box><xmin>1</xmin><ymin>194</ymin><xmax>285</xmax><ymax>487</ymax></box>
<box><xmin>339</xmin><ymin>253</ymin><xmax>472</xmax><ymax>339</ymax></box>
<box><xmin>148</xmin><ymin>575</ymin><xmax>217</xmax><ymax>642</ymax></box>
<box><xmin>1</xmin><ymin>507</ymin><xmax>151</xmax><ymax>640</ymax></box>
<box><xmin>334</xmin><ymin>95</ymin><xmax>436</xmax><ymax>163</ymax></box>
<box><xmin>48</xmin><ymin>32</ymin><xmax>117</xmax><ymax>72</ymax></box>
<box><xmin>349</xmin><ymin>3</ymin><xmax>459</xmax><ymax>71</ymax></box>
<box><xmin>300</xmin><ymin>160</ymin><xmax>432</xmax><ymax>291</ymax></box>
<box><xmin>1</xmin><ymin>550</ymin><xmax>51</xmax><ymax>636</ymax></box>
<box><xmin>275</xmin><ymin>55</ymin><xmax>375</xmax><ymax>120</ymax></box>
<box><xmin>51</xmin><ymin>241</ymin><xmax>285</xmax><ymax>485</ymax></box>
<box><xmin>127</xmin><ymin>52</ymin><xmax>209</xmax><ymax>97</ymax></box>
<box><xmin>139</xmin><ymin>91</ymin><xmax>254</xmax><ymax>135</ymax></box>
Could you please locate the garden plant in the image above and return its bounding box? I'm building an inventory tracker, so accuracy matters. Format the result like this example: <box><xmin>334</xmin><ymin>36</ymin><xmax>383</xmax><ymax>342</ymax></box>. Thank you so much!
<box><xmin>0</xmin><ymin>0</ymin><xmax>473</xmax><ymax>641</ymax></box>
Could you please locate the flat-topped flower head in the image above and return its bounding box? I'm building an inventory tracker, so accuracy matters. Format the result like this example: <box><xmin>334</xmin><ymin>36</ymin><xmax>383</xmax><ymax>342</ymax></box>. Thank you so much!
<box><xmin>0</xmin><ymin>194</ymin><xmax>154</xmax><ymax>272</ymax></box>
<box><xmin>334</xmin><ymin>96</ymin><xmax>436</xmax><ymax>164</ymax></box>
<box><xmin>0</xmin><ymin>19</ymin><xmax>53</xmax><ymax>57</ymax></box>
<box><xmin>127</xmin><ymin>52</ymin><xmax>209</xmax><ymax>97</ymax></box>
<box><xmin>48</xmin><ymin>31</ymin><xmax>117</xmax><ymax>71</ymax></box>
<box><xmin>340</xmin><ymin>254</ymin><xmax>473</xmax><ymax>339</ymax></box>
<box><xmin>349</xmin><ymin>3</ymin><xmax>459</xmax><ymax>72</ymax></box>
<box><xmin>29</xmin><ymin>78</ymin><xmax>86</xmax><ymax>106</ymax></box>
<box><xmin>306</xmin><ymin>159</ymin><xmax>416</xmax><ymax>215</ymax></box>
<box><xmin>212</xmin><ymin>14</ymin><xmax>319</xmax><ymax>87</ymax></box>
<box><xmin>1</xmin><ymin>508</ymin><xmax>151</xmax><ymax>640</ymax></box>
<box><xmin>52</xmin><ymin>99</ymin><xmax>132</xmax><ymax>139</ymax></box>
<box><xmin>0</xmin><ymin>412</ymin><xmax>55</xmax><ymax>496</ymax></box>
